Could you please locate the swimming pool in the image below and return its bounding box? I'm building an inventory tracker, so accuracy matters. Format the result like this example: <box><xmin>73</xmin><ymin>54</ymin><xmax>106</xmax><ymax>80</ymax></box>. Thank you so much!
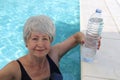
<box><xmin>0</xmin><ymin>0</ymin><xmax>80</xmax><ymax>79</ymax></box>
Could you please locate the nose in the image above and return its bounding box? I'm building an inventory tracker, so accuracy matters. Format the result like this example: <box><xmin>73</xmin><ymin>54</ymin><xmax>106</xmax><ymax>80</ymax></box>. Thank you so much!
<box><xmin>37</xmin><ymin>39</ymin><xmax>43</xmax><ymax>47</ymax></box>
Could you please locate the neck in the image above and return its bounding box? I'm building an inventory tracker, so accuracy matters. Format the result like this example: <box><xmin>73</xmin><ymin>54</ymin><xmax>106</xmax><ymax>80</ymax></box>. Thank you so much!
<box><xmin>26</xmin><ymin>54</ymin><xmax>47</xmax><ymax>67</ymax></box>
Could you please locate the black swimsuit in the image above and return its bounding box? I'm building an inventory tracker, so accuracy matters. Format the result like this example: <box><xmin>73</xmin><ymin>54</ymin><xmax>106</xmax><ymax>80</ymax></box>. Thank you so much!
<box><xmin>17</xmin><ymin>55</ymin><xmax>63</xmax><ymax>80</ymax></box>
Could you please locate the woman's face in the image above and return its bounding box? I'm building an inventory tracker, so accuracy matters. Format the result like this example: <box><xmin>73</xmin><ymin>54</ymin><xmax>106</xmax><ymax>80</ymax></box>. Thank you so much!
<box><xmin>26</xmin><ymin>32</ymin><xmax>51</xmax><ymax>58</ymax></box>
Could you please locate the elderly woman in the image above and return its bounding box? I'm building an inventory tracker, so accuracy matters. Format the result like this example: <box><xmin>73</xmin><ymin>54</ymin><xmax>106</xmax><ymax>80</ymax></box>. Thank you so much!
<box><xmin>0</xmin><ymin>15</ymin><xmax>90</xmax><ymax>80</ymax></box>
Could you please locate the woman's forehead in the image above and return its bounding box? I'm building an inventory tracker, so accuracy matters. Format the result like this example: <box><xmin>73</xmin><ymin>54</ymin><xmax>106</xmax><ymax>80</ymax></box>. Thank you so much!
<box><xmin>31</xmin><ymin>32</ymin><xmax>49</xmax><ymax>37</ymax></box>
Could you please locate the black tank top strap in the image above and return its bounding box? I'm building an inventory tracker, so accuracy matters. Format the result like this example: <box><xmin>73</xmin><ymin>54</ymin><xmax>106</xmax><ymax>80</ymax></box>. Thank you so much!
<box><xmin>16</xmin><ymin>60</ymin><xmax>31</xmax><ymax>80</ymax></box>
<box><xmin>47</xmin><ymin>55</ymin><xmax>63</xmax><ymax>80</ymax></box>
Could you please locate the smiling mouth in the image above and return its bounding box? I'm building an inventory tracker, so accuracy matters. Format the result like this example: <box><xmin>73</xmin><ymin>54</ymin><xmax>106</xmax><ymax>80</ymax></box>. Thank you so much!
<box><xmin>35</xmin><ymin>49</ymin><xmax>45</xmax><ymax>52</ymax></box>
<box><xmin>36</xmin><ymin>49</ymin><xmax>43</xmax><ymax>51</ymax></box>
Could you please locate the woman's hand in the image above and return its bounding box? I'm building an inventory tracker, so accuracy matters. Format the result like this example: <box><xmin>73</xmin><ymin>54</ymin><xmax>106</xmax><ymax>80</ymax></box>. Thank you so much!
<box><xmin>74</xmin><ymin>32</ymin><xmax>85</xmax><ymax>44</ymax></box>
<box><xmin>74</xmin><ymin>32</ymin><xmax>101</xmax><ymax>49</ymax></box>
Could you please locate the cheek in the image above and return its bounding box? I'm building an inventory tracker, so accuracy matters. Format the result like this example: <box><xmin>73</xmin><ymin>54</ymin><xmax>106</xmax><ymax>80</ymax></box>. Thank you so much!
<box><xmin>45</xmin><ymin>42</ymin><xmax>51</xmax><ymax>49</ymax></box>
<box><xmin>26</xmin><ymin>42</ymin><xmax>36</xmax><ymax>49</ymax></box>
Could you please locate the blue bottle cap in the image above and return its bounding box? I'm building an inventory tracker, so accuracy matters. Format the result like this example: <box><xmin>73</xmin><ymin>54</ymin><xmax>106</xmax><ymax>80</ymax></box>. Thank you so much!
<box><xmin>96</xmin><ymin>9</ymin><xmax>102</xmax><ymax>13</ymax></box>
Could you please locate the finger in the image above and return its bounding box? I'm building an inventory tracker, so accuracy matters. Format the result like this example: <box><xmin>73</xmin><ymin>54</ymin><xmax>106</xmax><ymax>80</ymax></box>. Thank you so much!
<box><xmin>97</xmin><ymin>38</ymin><xmax>101</xmax><ymax>49</ymax></box>
<box><xmin>81</xmin><ymin>40</ymin><xmax>85</xmax><ymax>44</ymax></box>
<box><xmin>80</xmin><ymin>34</ymin><xmax>85</xmax><ymax>44</ymax></box>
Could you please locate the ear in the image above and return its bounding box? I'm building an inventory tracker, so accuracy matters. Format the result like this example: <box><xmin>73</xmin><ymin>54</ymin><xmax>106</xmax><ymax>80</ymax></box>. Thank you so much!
<box><xmin>26</xmin><ymin>45</ymin><xmax>28</xmax><ymax>47</ymax></box>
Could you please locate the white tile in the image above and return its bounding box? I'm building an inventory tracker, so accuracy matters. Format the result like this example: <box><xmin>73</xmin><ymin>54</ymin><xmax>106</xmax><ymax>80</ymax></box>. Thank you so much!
<box><xmin>81</xmin><ymin>61</ymin><xmax>117</xmax><ymax>79</ymax></box>
<box><xmin>105</xmin><ymin>0</ymin><xmax>120</xmax><ymax>33</ymax></box>
<box><xmin>82</xmin><ymin>76</ymin><xmax>117</xmax><ymax>80</ymax></box>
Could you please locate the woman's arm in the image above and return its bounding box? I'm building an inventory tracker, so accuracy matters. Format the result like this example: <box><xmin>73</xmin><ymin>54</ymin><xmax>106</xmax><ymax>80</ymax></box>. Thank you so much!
<box><xmin>49</xmin><ymin>32</ymin><xmax>85</xmax><ymax>63</ymax></box>
<box><xmin>57</xmin><ymin>32</ymin><xmax>85</xmax><ymax>57</ymax></box>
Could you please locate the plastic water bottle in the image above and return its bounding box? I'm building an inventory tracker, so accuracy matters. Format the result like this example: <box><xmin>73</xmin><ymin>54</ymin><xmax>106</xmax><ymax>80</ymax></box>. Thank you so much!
<box><xmin>81</xmin><ymin>9</ymin><xmax>104</xmax><ymax>62</ymax></box>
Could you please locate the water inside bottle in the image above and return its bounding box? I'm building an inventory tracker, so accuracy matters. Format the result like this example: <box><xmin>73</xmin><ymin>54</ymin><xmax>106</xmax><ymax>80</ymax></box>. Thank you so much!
<box><xmin>87</xmin><ymin>17</ymin><xmax>103</xmax><ymax>36</ymax></box>
<box><xmin>85</xmin><ymin>34</ymin><xmax>98</xmax><ymax>49</ymax></box>
<box><xmin>81</xmin><ymin>45</ymin><xmax>96</xmax><ymax>62</ymax></box>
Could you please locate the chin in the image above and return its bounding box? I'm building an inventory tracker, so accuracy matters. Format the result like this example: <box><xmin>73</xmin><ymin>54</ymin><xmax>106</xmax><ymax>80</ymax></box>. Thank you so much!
<box><xmin>35</xmin><ymin>52</ymin><xmax>48</xmax><ymax>58</ymax></box>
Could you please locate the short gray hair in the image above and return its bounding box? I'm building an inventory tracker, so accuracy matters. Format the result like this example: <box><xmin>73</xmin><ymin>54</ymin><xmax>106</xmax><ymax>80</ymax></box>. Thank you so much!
<box><xmin>23</xmin><ymin>15</ymin><xmax>55</xmax><ymax>44</ymax></box>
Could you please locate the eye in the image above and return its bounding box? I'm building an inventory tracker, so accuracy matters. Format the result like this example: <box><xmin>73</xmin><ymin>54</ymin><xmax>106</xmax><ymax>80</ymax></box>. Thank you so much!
<box><xmin>43</xmin><ymin>37</ymin><xmax>49</xmax><ymax>41</ymax></box>
<box><xmin>32</xmin><ymin>37</ymin><xmax>38</xmax><ymax>41</ymax></box>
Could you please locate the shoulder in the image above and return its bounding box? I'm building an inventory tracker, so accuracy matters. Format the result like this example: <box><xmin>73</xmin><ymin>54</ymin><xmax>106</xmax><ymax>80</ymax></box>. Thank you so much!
<box><xmin>0</xmin><ymin>60</ymin><xmax>21</xmax><ymax>79</ymax></box>
<box><xmin>49</xmin><ymin>42</ymin><xmax>68</xmax><ymax>64</ymax></box>
<box><xmin>5</xmin><ymin>60</ymin><xmax>20</xmax><ymax>71</ymax></box>
<box><xmin>1</xmin><ymin>60</ymin><xmax>19</xmax><ymax>72</ymax></box>
<box><xmin>48</xmin><ymin>44</ymin><xmax>61</xmax><ymax>66</ymax></box>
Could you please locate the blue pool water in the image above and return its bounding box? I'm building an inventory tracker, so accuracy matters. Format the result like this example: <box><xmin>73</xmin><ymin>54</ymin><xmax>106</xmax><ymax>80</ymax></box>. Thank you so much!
<box><xmin>0</xmin><ymin>0</ymin><xmax>80</xmax><ymax>79</ymax></box>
